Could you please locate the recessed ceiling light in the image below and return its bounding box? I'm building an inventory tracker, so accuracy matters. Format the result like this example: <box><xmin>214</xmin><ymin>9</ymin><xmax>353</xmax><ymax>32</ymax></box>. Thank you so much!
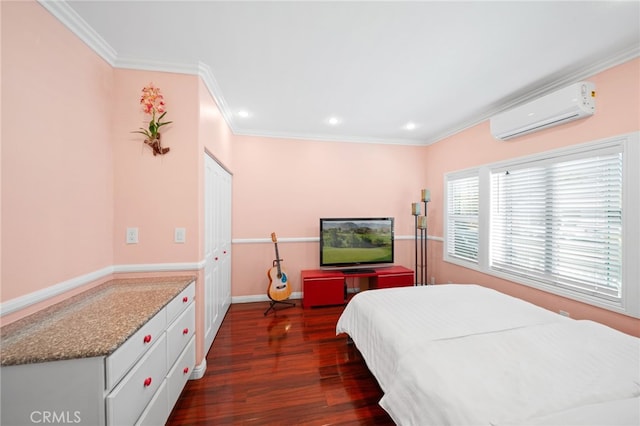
<box><xmin>326</xmin><ymin>116</ymin><xmax>341</xmax><ymax>126</ymax></box>
<box><xmin>404</xmin><ymin>122</ymin><xmax>417</xmax><ymax>130</ymax></box>
<box><xmin>238</xmin><ymin>110</ymin><xmax>250</xmax><ymax>118</ymax></box>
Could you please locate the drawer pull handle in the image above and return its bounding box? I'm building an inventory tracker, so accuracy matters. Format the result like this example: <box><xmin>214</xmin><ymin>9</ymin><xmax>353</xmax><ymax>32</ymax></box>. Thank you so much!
<box><xmin>183</xmin><ymin>328</ymin><xmax>189</xmax><ymax>335</ymax></box>
<box><xmin>215</xmin><ymin>257</ymin><xmax>219</xmax><ymax>261</ymax></box>
<box><xmin>143</xmin><ymin>377</ymin><xmax>152</xmax><ymax>387</ymax></box>
<box><xmin>223</xmin><ymin>250</ymin><xmax>227</xmax><ymax>254</ymax></box>
<box><xmin>183</xmin><ymin>296</ymin><xmax>188</xmax><ymax>303</ymax></box>
<box><xmin>143</xmin><ymin>335</ymin><xmax>152</xmax><ymax>344</ymax></box>
<box><xmin>183</xmin><ymin>367</ymin><xmax>190</xmax><ymax>374</ymax></box>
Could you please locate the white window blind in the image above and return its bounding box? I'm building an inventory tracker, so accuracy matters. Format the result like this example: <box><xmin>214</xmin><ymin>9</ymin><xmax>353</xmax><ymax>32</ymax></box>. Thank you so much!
<box><xmin>446</xmin><ymin>175</ymin><xmax>479</xmax><ymax>263</ymax></box>
<box><xmin>490</xmin><ymin>148</ymin><xmax>623</xmax><ymax>300</ymax></box>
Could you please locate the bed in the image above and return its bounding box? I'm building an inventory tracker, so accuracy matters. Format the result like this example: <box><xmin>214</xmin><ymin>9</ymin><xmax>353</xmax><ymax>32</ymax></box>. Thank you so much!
<box><xmin>336</xmin><ymin>284</ymin><xmax>640</xmax><ymax>425</ymax></box>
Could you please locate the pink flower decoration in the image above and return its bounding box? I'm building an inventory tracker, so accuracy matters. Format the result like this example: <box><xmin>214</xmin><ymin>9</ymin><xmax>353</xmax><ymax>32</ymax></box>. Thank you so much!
<box><xmin>132</xmin><ymin>83</ymin><xmax>172</xmax><ymax>142</ymax></box>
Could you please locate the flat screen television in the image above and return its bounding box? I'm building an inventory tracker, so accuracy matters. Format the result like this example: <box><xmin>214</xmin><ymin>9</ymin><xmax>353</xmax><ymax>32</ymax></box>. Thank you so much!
<box><xmin>319</xmin><ymin>217</ymin><xmax>394</xmax><ymax>270</ymax></box>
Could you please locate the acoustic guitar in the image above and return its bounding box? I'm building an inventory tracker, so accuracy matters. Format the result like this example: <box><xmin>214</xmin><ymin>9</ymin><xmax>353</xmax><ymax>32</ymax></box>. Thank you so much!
<box><xmin>267</xmin><ymin>233</ymin><xmax>292</xmax><ymax>301</ymax></box>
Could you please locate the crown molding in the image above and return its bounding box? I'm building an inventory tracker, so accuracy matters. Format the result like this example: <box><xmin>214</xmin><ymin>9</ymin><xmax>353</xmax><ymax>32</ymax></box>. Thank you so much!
<box><xmin>491</xmin><ymin>44</ymin><xmax>640</xmax><ymax>119</ymax></box>
<box><xmin>37</xmin><ymin>0</ymin><xmax>117</xmax><ymax>65</ymax></box>
<box><xmin>34</xmin><ymin>0</ymin><xmax>426</xmax><ymax>146</ymax></box>
<box><xmin>38</xmin><ymin>1</ymin><xmax>640</xmax><ymax>147</ymax></box>
<box><xmin>232</xmin><ymin>127</ymin><xmax>427</xmax><ymax>146</ymax></box>
<box><xmin>114</xmin><ymin>56</ymin><xmax>200</xmax><ymax>76</ymax></box>
<box><xmin>198</xmin><ymin>62</ymin><xmax>238</xmax><ymax>134</ymax></box>
<box><xmin>425</xmin><ymin>44</ymin><xmax>640</xmax><ymax>146</ymax></box>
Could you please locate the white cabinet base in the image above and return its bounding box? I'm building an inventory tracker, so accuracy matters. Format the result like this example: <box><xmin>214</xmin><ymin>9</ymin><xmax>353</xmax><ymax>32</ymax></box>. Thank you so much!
<box><xmin>1</xmin><ymin>282</ymin><xmax>195</xmax><ymax>426</ymax></box>
<box><xmin>0</xmin><ymin>357</ymin><xmax>105</xmax><ymax>426</ymax></box>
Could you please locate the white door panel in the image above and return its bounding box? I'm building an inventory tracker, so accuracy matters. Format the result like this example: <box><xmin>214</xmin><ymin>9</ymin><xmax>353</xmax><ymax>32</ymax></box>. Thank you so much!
<box><xmin>204</xmin><ymin>154</ymin><xmax>232</xmax><ymax>353</ymax></box>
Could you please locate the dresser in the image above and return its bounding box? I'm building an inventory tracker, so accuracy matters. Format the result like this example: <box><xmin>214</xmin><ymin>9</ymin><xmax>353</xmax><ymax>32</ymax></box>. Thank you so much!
<box><xmin>0</xmin><ymin>276</ymin><xmax>196</xmax><ymax>426</ymax></box>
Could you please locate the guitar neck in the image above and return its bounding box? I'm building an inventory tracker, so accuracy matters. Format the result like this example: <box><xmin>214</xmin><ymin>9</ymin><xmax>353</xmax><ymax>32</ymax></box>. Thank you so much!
<box><xmin>274</xmin><ymin>242</ymin><xmax>282</xmax><ymax>276</ymax></box>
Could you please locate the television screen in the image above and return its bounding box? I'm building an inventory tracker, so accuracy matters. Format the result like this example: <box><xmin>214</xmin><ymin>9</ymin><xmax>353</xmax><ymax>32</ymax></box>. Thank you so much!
<box><xmin>320</xmin><ymin>217</ymin><xmax>394</xmax><ymax>269</ymax></box>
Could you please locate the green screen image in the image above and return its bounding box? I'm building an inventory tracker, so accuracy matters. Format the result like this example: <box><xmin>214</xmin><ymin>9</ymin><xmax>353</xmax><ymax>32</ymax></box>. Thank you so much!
<box><xmin>320</xmin><ymin>219</ymin><xmax>394</xmax><ymax>266</ymax></box>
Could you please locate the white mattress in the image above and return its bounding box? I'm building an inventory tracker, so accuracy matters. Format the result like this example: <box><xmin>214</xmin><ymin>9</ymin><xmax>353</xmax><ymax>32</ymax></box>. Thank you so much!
<box><xmin>336</xmin><ymin>284</ymin><xmax>566</xmax><ymax>391</ymax></box>
<box><xmin>379</xmin><ymin>320</ymin><xmax>640</xmax><ymax>425</ymax></box>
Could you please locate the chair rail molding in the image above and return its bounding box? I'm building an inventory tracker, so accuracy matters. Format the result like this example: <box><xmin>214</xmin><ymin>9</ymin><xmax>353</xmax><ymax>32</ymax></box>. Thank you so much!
<box><xmin>0</xmin><ymin>261</ymin><xmax>205</xmax><ymax>317</ymax></box>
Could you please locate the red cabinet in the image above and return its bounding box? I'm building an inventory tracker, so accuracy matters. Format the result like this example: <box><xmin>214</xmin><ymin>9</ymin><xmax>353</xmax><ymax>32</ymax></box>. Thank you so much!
<box><xmin>372</xmin><ymin>267</ymin><xmax>415</xmax><ymax>289</ymax></box>
<box><xmin>301</xmin><ymin>270</ymin><xmax>345</xmax><ymax>308</ymax></box>
<box><xmin>301</xmin><ymin>266</ymin><xmax>414</xmax><ymax>308</ymax></box>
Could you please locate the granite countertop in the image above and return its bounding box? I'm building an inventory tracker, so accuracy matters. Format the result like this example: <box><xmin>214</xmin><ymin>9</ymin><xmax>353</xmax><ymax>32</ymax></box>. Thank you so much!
<box><xmin>0</xmin><ymin>276</ymin><xmax>195</xmax><ymax>366</ymax></box>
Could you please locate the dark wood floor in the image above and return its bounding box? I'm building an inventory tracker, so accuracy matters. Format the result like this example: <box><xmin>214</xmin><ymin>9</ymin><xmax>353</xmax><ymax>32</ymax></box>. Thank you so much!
<box><xmin>166</xmin><ymin>300</ymin><xmax>394</xmax><ymax>425</ymax></box>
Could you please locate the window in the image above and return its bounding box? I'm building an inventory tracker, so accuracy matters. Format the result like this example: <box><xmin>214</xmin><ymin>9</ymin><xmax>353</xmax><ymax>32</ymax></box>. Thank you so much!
<box><xmin>445</xmin><ymin>173</ymin><xmax>479</xmax><ymax>263</ymax></box>
<box><xmin>490</xmin><ymin>148</ymin><xmax>622</xmax><ymax>300</ymax></box>
<box><xmin>443</xmin><ymin>133</ymin><xmax>639</xmax><ymax>317</ymax></box>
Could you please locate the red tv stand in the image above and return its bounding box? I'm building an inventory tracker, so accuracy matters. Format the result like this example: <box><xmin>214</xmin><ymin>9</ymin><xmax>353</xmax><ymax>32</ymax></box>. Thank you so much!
<box><xmin>301</xmin><ymin>265</ymin><xmax>414</xmax><ymax>308</ymax></box>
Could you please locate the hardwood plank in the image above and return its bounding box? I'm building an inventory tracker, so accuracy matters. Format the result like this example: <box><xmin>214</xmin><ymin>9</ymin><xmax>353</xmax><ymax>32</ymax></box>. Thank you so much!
<box><xmin>167</xmin><ymin>301</ymin><xmax>394</xmax><ymax>425</ymax></box>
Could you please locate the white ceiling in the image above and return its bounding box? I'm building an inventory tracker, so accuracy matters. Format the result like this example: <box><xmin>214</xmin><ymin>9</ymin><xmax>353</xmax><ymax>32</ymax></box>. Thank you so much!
<box><xmin>52</xmin><ymin>1</ymin><xmax>639</xmax><ymax>145</ymax></box>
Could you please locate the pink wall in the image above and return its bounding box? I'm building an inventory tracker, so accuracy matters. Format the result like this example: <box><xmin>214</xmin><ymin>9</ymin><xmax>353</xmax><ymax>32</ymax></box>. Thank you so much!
<box><xmin>112</xmin><ymin>70</ymin><xmax>201</xmax><ymax>265</ymax></box>
<box><xmin>0</xmin><ymin>0</ymin><xmax>4</xmax><ymax>296</ymax></box>
<box><xmin>1</xmin><ymin>1</ymin><xmax>115</xmax><ymax>305</ymax></box>
<box><xmin>2</xmin><ymin>0</ymin><xmax>638</xmax><ymax>346</ymax></box>
<box><xmin>423</xmin><ymin>58</ymin><xmax>640</xmax><ymax>336</ymax></box>
<box><xmin>0</xmin><ymin>1</ymin><xmax>3</xmax><ymax>294</ymax></box>
<box><xmin>198</xmin><ymin>79</ymin><xmax>234</xmax><ymax>171</ymax></box>
<box><xmin>230</xmin><ymin>136</ymin><xmax>426</xmax><ymax>296</ymax></box>
<box><xmin>1</xmin><ymin>1</ymin><xmax>241</xmax><ymax>368</ymax></box>
<box><xmin>195</xmin><ymin>78</ymin><xmax>235</xmax><ymax>362</ymax></box>
<box><xmin>197</xmin><ymin>77</ymin><xmax>235</xmax><ymax>263</ymax></box>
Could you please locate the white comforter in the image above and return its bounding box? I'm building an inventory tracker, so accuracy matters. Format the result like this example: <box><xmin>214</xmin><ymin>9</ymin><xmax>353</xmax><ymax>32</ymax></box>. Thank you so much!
<box><xmin>505</xmin><ymin>397</ymin><xmax>640</xmax><ymax>426</ymax></box>
<box><xmin>379</xmin><ymin>320</ymin><xmax>640</xmax><ymax>425</ymax></box>
<box><xmin>336</xmin><ymin>284</ymin><xmax>566</xmax><ymax>391</ymax></box>
<box><xmin>336</xmin><ymin>284</ymin><xmax>640</xmax><ymax>426</ymax></box>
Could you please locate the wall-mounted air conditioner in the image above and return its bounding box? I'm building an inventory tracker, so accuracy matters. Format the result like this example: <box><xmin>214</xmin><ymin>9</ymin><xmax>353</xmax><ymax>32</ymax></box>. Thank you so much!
<box><xmin>490</xmin><ymin>81</ymin><xmax>596</xmax><ymax>141</ymax></box>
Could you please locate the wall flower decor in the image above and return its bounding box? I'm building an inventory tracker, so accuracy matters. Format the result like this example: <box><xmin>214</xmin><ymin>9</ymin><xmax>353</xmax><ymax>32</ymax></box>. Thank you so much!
<box><xmin>132</xmin><ymin>83</ymin><xmax>173</xmax><ymax>155</ymax></box>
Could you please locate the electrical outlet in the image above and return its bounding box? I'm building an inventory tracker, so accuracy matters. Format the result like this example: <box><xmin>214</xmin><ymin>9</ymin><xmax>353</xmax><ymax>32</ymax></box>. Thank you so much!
<box><xmin>175</xmin><ymin>227</ymin><xmax>186</xmax><ymax>243</ymax></box>
<box><xmin>126</xmin><ymin>227</ymin><xmax>139</xmax><ymax>244</ymax></box>
<box><xmin>559</xmin><ymin>310</ymin><xmax>570</xmax><ymax>317</ymax></box>
<box><xmin>430</xmin><ymin>276</ymin><xmax>435</xmax><ymax>285</ymax></box>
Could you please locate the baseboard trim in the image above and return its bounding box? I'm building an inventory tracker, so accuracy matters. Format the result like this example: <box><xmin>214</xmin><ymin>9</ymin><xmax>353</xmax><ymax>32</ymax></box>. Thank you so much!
<box><xmin>191</xmin><ymin>358</ymin><xmax>207</xmax><ymax>380</ymax></box>
<box><xmin>232</xmin><ymin>292</ymin><xmax>302</xmax><ymax>304</ymax></box>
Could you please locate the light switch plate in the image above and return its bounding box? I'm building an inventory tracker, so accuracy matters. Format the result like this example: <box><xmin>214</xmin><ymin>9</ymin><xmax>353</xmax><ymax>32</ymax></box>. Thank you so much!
<box><xmin>175</xmin><ymin>227</ymin><xmax>186</xmax><ymax>243</ymax></box>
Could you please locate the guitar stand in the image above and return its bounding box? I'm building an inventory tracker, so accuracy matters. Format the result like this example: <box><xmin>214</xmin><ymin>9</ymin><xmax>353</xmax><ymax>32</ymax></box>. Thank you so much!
<box><xmin>264</xmin><ymin>299</ymin><xmax>295</xmax><ymax>316</ymax></box>
<box><xmin>264</xmin><ymin>248</ymin><xmax>295</xmax><ymax>315</ymax></box>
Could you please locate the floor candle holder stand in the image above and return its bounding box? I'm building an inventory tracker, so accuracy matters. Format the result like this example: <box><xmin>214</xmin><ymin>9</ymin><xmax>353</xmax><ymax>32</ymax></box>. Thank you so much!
<box><xmin>411</xmin><ymin>190</ymin><xmax>430</xmax><ymax>286</ymax></box>
<box><xmin>417</xmin><ymin>215</ymin><xmax>427</xmax><ymax>285</ymax></box>
<box><xmin>411</xmin><ymin>202</ymin><xmax>421</xmax><ymax>286</ymax></box>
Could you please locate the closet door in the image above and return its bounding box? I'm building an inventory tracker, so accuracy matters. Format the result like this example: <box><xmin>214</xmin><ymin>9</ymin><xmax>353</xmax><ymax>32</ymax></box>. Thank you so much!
<box><xmin>218</xmin><ymin>169</ymin><xmax>232</xmax><ymax>320</ymax></box>
<box><xmin>204</xmin><ymin>154</ymin><xmax>232</xmax><ymax>353</ymax></box>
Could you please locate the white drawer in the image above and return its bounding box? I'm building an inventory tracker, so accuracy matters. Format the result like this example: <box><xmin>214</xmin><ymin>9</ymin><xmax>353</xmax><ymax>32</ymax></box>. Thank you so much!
<box><xmin>107</xmin><ymin>333</ymin><xmax>167</xmax><ymax>426</ymax></box>
<box><xmin>167</xmin><ymin>336</ymin><xmax>195</xmax><ymax>409</ymax></box>
<box><xmin>166</xmin><ymin>282</ymin><xmax>195</xmax><ymax>324</ymax></box>
<box><xmin>106</xmin><ymin>308</ymin><xmax>166</xmax><ymax>390</ymax></box>
<box><xmin>166</xmin><ymin>302</ymin><xmax>195</xmax><ymax>366</ymax></box>
<box><xmin>135</xmin><ymin>379</ymin><xmax>168</xmax><ymax>426</ymax></box>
